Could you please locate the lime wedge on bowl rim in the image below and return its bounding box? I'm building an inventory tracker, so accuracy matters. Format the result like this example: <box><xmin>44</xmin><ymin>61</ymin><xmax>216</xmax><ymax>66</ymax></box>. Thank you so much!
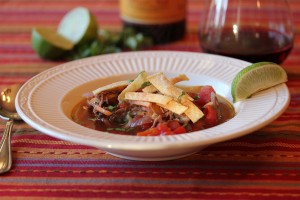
<box><xmin>31</xmin><ymin>28</ymin><xmax>74</xmax><ymax>60</ymax></box>
<box><xmin>57</xmin><ymin>7</ymin><xmax>98</xmax><ymax>45</ymax></box>
<box><xmin>231</xmin><ymin>62</ymin><xmax>288</xmax><ymax>102</ymax></box>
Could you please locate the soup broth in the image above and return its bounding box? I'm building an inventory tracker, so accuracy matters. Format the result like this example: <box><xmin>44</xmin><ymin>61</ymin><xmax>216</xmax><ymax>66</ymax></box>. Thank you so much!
<box><xmin>72</xmin><ymin>88</ymin><xmax>235</xmax><ymax>136</ymax></box>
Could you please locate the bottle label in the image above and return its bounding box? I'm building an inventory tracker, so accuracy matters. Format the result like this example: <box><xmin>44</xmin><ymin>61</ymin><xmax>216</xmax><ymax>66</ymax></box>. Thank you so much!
<box><xmin>120</xmin><ymin>0</ymin><xmax>186</xmax><ymax>24</ymax></box>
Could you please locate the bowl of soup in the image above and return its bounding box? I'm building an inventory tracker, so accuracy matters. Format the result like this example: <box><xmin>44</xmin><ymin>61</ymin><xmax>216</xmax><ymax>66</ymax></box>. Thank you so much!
<box><xmin>15</xmin><ymin>51</ymin><xmax>290</xmax><ymax>161</ymax></box>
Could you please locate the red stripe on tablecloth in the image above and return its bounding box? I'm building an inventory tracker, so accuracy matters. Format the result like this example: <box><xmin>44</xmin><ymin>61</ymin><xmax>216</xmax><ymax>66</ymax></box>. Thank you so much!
<box><xmin>0</xmin><ymin>1</ymin><xmax>300</xmax><ymax>199</ymax></box>
<box><xmin>0</xmin><ymin>185</ymin><xmax>300</xmax><ymax>199</ymax></box>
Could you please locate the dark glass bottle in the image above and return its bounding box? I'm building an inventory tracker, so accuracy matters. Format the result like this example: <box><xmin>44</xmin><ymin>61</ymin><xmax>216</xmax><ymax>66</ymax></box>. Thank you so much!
<box><xmin>120</xmin><ymin>0</ymin><xmax>187</xmax><ymax>44</ymax></box>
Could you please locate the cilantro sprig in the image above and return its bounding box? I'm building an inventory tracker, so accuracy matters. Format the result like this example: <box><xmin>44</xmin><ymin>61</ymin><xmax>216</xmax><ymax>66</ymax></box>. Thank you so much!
<box><xmin>68</xmin><ymin>28</ymin><xmax>153</xmax><ymax>60</ymax></box>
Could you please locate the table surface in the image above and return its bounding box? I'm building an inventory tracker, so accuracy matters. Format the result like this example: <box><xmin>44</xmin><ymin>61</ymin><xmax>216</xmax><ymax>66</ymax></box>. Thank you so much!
<box><xmin>1</xmin><ymin>0</ymin><xmax>300</xmax><ymax>199</ymax></box>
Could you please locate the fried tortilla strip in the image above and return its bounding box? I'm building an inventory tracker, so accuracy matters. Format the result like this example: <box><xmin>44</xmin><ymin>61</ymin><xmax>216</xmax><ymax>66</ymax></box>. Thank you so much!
<box><xmin>141</xmin><ymin>84</ymin><xmax>156</xmax><ymax>93</ymax></box>
<box><xmin>125</xmin><ymin>92</ymin><xmax>172</xmax><ymax>105</ymax></box>
<box><xmin>171</xmin><ymin>74</ymin><xmax>189</xmax><ymax>83</ymax></box>
<box><xmin>158</xmin><ymin>100</ymin><xmax>188</xmax><ymax>115</ymax></box>
<box><xmin>177</xmin><ymin>85</ymin><xmax>203</xmax><ymax>94</ymax></box>
<box><xmin>147</xmin><ymin>72</ymin><xmax>204</xmax><ymax>122</ymax></box>
<box><xmin>92</xmin><ymin>80</ymin><xmax>130</xmax><ymax>95</ymax></box>
<box><xmin>179</xmin><ymin>96</ymin><xmax>203</xmax><ymax>122</ymax></box>
<box><xmin>94</xmin><ymin>105</ymin><xmax>112</xmax><ymax>116</ymax></box>
<box><xmin>147</xmin><ymin>72</ymin><xmax>184</xmax><ymax>97</ymax></box>
<box><xmin>130</xmin><ymin>100</ymin><xmax>152</xmax><ymax>107</ymax></box>
<box><xmin>142</xmin><ymin>74</ymin><xmax>189</xmax><ymax>93</ymax></box>
<box><xmin>118</xmin><ymin>71</ymin><xmax>148</xmax><ymax>101</ymax></box>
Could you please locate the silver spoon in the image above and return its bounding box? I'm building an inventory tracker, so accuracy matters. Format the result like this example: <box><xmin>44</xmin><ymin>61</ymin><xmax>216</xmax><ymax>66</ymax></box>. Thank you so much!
<box><xmin>0</xmin><ymin>84</ymin><xmax>22</xmax><ymax>174</ymax></box>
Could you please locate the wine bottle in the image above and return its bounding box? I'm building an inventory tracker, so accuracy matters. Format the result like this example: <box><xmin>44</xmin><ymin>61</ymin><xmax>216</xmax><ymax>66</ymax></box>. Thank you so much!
<box><xmin>120</xmin><ymin>0</ymin><xmax>187</xmax><ymax>44</ymax></box>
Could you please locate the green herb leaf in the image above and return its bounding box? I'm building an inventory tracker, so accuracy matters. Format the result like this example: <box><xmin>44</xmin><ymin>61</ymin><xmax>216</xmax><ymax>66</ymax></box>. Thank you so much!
<box><xmin>67</xmin><ymin>27</ymin><xmax>153</xmax><ymax>60</ymax></box>
<box><xmin>107</xmin><ymin>105</ymin><xmax>116</xmax><ymax>111</ymax></box>
<box><xmin>194</xmin><ymin>96</ymin><xmax>200</xmax><ymax>100</ymax></box>
<box><xmin>178</xmin><ymin>91</ymin><xmax>186</xmax><ymax>101</ymax></box>
<box><xmin>106</xmin><ymin>127</ymin><xmax>135</xmax><ymax>132</ymax></box>
<box><xmin>88</xmin><ymin>118</ymin><xmax>97</xmax><ymax>121</ymax></box>
<box><xmin>141</xmin><ymin>81</ymin><xmax>151</xmax><ymax>88</ymax></box>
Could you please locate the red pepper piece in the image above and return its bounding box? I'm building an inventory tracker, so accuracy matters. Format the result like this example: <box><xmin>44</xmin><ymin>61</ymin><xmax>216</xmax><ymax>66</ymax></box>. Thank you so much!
<box><xmin>157</xmin><ymin>123</ymin><xmax>172</xmax><ymax>134</ymax></box>
<box><xmin>173</xmin><ymin>126</ymin><xmax>186</xmax><ymax>134</ymax></box>
<box><xmin>203</xmin><ymin>104</ymin><xmax>218</xmax><ymax>127</ymax></box>
<box><xmin>137</xmin><ymin>127</ymin><xmax>160</xmax><ymax>136</ymax></box>
<box><xmin>167</xmin><ymin>120</ymin><xmax>181</xmax><ymax>130</ymax></box>
<box><xmin>195</xmin><ymin>85</ymin><xmax>216</xmax><ymax>108</ymax></box>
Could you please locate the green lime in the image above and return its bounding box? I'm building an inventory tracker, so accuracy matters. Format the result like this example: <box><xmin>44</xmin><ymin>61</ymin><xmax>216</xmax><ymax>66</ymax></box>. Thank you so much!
<box><xmin>231</xmin><ymin>62</ymin><xmax>288</xmax><ymax>102</ymax></box>
<box><xmin>31</xmin><ymin>28</ymin><xmax>74</xmax><ymax>60</ymax></box>
<box><xmin>57</xmin><ymin>7</ymin><xmax>98</xmax><ymax>45</ymax></box>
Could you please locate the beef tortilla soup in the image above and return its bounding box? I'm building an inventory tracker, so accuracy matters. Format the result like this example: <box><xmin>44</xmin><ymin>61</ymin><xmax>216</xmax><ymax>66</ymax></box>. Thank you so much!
<box><xmin>72</xmin><ymin>71</ymin><xmax>235</xmax><ymax>136</ymax></box>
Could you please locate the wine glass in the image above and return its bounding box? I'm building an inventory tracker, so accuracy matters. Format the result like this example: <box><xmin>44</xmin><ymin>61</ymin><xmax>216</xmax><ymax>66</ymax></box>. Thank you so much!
<box><xmin>198</xmin><ymin>0</ymin><xmax>294</xmax><ymax>64</ymax></box>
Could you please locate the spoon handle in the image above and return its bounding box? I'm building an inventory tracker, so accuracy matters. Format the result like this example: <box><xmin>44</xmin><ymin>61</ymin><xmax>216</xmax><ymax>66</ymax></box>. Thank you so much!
<box><xmin>0</xmin><ymin>119</ymin><xmax>14</xmax><ymax>174</ymax></box>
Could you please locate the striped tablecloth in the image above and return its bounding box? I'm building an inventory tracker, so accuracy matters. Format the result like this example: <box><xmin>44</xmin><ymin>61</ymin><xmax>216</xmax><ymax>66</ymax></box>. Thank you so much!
<box><xmin>0</xmin><ymin>0</ymin><xmax>300</xmax><ymax>199</ymax></box>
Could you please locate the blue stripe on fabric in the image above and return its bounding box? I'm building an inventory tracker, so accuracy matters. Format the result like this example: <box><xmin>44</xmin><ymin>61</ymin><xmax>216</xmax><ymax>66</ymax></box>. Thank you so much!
<box><xmin>14</xmin><ymin>159</ymin><xmax>300</xmax><ymax>170</ymax></box>
<box><xmin>1</xmin><ymin>178</ymin><xmax>300</xmax><ymax>187</ymax></box>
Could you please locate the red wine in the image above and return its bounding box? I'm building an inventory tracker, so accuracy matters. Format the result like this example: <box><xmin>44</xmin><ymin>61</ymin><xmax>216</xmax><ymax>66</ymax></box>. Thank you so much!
<box><xmin>199</xmin><ymin>27</ymin><xmax>293</xmax><ymax>64</ymax></box>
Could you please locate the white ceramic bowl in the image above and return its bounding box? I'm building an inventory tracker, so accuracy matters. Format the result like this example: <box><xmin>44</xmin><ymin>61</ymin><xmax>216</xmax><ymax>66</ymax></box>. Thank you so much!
<box><xmin>15</xmin><ymin>51</ymin><xmax>290</xmax><ymax>161</ymax></box>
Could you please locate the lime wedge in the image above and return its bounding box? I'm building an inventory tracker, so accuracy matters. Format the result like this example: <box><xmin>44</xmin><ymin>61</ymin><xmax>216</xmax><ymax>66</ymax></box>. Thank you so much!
<box><xmin>231</xmin><ymin>62</ymin><xmax>288</xmax><ymax>102</ymax></box>
<box><xmin>57</xmin><ymin>7</ymin><xmax>98</xmax><ymax>45</ymax></box>
<box><xmin>31</xmin><ymin>28</ymin><xmax>74</xmax><ymax>60</ymax></box>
